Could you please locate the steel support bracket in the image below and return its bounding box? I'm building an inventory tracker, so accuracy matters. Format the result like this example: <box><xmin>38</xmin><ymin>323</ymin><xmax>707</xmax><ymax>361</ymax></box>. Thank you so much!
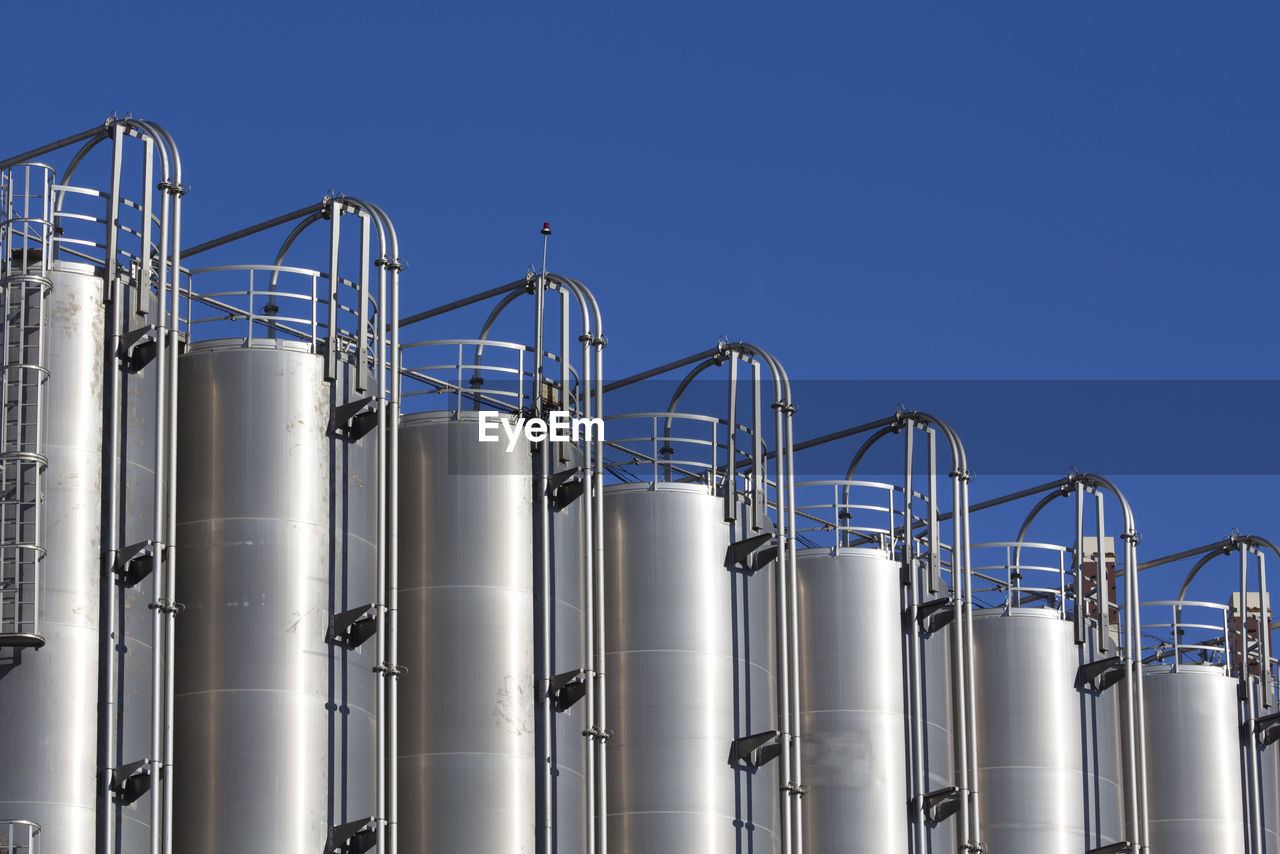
<box><xmin>916</xmin><ymin>597</ymin><xmax>955</xmax><ymax>635</ymax></box>
<box><xmin>919</xmin><ymin>785</ymin><xmax>961</xmax><ymax>824</ymax></box>
<box><xmin>115</xmin><ymin>540</ymin><xmax>157</xmax><ymax>587</ymax></box>
<box><xmin>331</xmin><ymin>396</ymin><xmax>377</xmax><ymax>442</ymax></box>
<box><xmin>1076</xmin><ymin>656</ymin><xmax>1126</xmax><ymax>693</ymax></box>
<box><xmin>327</xmin><ymin>816</ymin><xmax>377</xmax><ymax>854</ymax></box>
<box><xmin>1253</xmin><ymin>712</ymin><xmax>1280</xmax><ymax>747</ymax></box>
<box><xmin>729</xmin><ymin>729</ymin><xmax>781</xmax><ymax>769</ymax></box>
<box><xmin>327</xmin><ymin>603</ymin><xmax>377</xmax><ymax>650</ymax></box>
<box><xmin>547</xmin><ymin>466</ymin><xmax>585</xmax><ymax>511</ymax></box>
<box><xmin>1087</xmin><ymin>842</ymin><xmax>1135</xmax><ymax>854</ymax></box>
<box><xmin>110</xmin><ymin>758</ymin><xmax>152</xmax><ymax>805</ymax></box>
<box><xmin>118</xmin><ymin>324</ymin><xmax>158</xmax><ymax>371</ymax></box>
<box><xmin>726</xmin><ymin>532</ymin><xmax>776</xmax><ymax>574</ymax></box>
<box><xmin>548</xmin><ymin>667</ymin><xmax>587</xmax><ymax>711</ymax></box>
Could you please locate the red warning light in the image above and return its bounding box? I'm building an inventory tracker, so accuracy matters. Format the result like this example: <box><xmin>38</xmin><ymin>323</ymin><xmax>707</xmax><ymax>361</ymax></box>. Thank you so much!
<box><xmin>541</xmin><ymin>222</ymin><xmax>552</xmax><ymax>235</ymax></box>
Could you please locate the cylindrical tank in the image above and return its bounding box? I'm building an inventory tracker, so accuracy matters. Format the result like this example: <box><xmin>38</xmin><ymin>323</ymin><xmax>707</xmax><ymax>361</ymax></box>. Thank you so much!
<box><xmin>796</xmin><ymin>547</ymin><xmax>907</xmax><ymax>852</ymax></box>
<box><xmin>1143</xmin><ymin>664</ymin><xmax>1246</xmax><ymax>853</ymax></box>
<box><xmin>174</xmin><ymin>338</ymin><xmax>378</xmax><ymax>852</ymax></box>
<box><xmin>1261</xmin><ymin>743</ymin><xmax>1280</xmax><ymax>854</ymax></box>
<box><xmin>0</xmin><ymin>260</ymin><xmax>157</xmax><ymax>851</ymax></box>
<box><xmin>605</xmin><ymin>481</ymin><xmax>778</xmax><ymax>853</ymax></box>
<box><xmin>972</xmin><ymin>608</ymin><xmax>1126</xmax><ymax>852</ymax></box>
<box><xmin>394</xmin><ymin>409</ymin><xmax>588</xmax><ymax>850</ymax></box>
<box><xmin>397</xmin><ymin>410</ymin><xmax>535</xmax><ymax>853</ymax></box>
<box><xmin>0</xmin><ymin>261</ymin><xmax>105</xmax><ymax>852</ymax></box>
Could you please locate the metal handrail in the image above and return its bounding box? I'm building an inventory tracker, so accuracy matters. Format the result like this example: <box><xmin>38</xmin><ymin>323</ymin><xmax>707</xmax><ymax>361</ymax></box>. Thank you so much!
<box><xmin>1139</xmin><ymin>600</ymin><xmax>1232</xmax><ymax>672</ymax></box>
<box><xmin>400</xmin><ymin>338</ymin><xmax>583</xmax><ymax>418</ymax></box>
<box><xmin>602</xmin><ymin>411</ymin><xmax>765</xmax><ymax>499</ymax></box>
<box><xmin>0</xmin><ymin>819</ymin><xmax>41</xmax><ymax>853</ymax></box>
<box><xmin>792</xmin><ymin>479</ymin><xmax>934</xmax><ymax>556</ymax></box>
<box><xmin>182</xmin><ymin>264</ymin><xmax>377</xmax><ymax>365</ymax></box>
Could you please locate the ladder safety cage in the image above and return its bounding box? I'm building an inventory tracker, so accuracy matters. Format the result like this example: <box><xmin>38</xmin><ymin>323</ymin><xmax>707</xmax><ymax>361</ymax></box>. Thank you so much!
<box><xmin>0</xmin><ymin>819</ymin><xmax>41</xmax><ymax>854</ymax></box>
<box><xmin>0</xmin><ymin>163</ymin><xmax>54</xmax><ymax>649</ymax></box>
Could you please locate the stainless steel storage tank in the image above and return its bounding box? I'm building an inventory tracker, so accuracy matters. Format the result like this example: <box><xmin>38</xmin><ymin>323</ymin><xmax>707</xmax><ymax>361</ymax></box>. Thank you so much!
<box><xmin>1144</xmin><ymin>664</ymin><xmax>1245</xmax><ymax>851</ymax></box>
<box><xmin>397</xmin><ymin>410</ymin><xmax>536</xmax><ymax>853</ymax></box>
<box><xmin>604</xmin><ymin>480</ymin><xmax>778</xmax><ymax>852</ymax></box>
<box><xmin>795</xmin><ymin>544</ymin><xmax>907</xmax><ymax>853</ymax></box>
<box><xmin>1139</xmin><ymin>598</ymin><xmax>1246</xmax><ymax>854</ymax></box>
<box><xmin>970</xmin><ymin>542</ymin><xmax>1126</xmax><ymax>853</ymax></box>
<box><xmin>174</xmin><ymin>336</ymin><xmax>379</xmax><ymax>852</ymax></box>
<box><xmin>0</xmin><ymin>260</ymin><xmax>107</xmax><ymax>853</ymax></box>
<box><xmin>1259</xmin><ymin>716</ymin><xmax>1280</xmax><ymax>854</ymax></box>
<box><xmin>396</xmin><ymin>308</ymin><xmax>596</xmax><ymax>854</ymax></box>
<box><xmin>1</xmin><ymin>124</ymin><xmax>177</xmax><ymax>854</ymax></box>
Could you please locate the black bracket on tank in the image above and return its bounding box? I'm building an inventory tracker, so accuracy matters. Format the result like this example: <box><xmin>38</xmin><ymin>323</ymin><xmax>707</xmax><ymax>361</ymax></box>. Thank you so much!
<box><xmin>729</xmin><ymin>729</ymin><xmax>781</xmax><ymax>769</ymax></box>
<box><xmin>110</xmin><ymin>758</ymin><xmax>152</xmax><ymax>805</ymax></box>
<box><xmin>919</xmin><ymin>785</ymin><xmax>961</xmax><ymax>824</ymax></box>
<box><xmin>916</xmin><ymin>597</ymin><xmax>955</xmax><ymax>635</ymax></box>
<box><xmin>115</xmin><ymin>540</ymin><xmax>157</xmax><ymax>587</ymax></box>
<box><xmin>327</xmin><ymin>604</ymin><xmax>377</xmax><ymax>650</ymax></box>
<box><xmin>118</xmin><ymin>324</ymin><xmax>158</xmax><ymax>372</ymax></box>
<box><xmin>327</xmin><ymin>816</ymin><xmax>377</xmax><ymax>854</ymax></box>
<box><xmin>1087</xmin><ymin>842</ymin><xmax>1135</xmax><ymax>854</ymax></box>
<box><xmin>1252</xmin><ymin>711</ymin><xmax>1280</xmax><ymax>747</ymax></box>
<box><xmin>726</xmin><ymin>533</ymin><xmax>776</xmax><ymax>574</ymax></box>
<box><xmin>548</xmin><ymin>668</ymin><xmax>587</xmax><ymax>711</ymax></box>
<box><xmin>1075</xmin><ymin>656</ymin><xmax>1125</xmax><ymax>693</ymax></box>
<box><xmin>547</xmin><ymin>466</ymin><xmax>585</xmax><ymax>511</ymax></box>
<box><xmin>331</xmin><ymin>396</ymin><xmax>378</xmax><ymax>442</ymax></box>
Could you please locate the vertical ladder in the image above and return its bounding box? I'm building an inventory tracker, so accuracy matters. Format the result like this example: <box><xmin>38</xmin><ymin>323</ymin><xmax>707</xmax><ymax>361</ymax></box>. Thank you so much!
<box><xmin>0</xmin><ymin>164</ymin><xmax>52</xmax><ymax>650</ymax></box>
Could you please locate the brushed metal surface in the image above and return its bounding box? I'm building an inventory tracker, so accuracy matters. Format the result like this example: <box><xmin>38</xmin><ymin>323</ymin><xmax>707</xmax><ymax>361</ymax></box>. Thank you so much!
<box><xmin>1143</xmin><ymin>664</ymin><xmax>1246</xmax><ymax>854</ymax></box>
<box><xmin>604</xmin><ymin>482</ymin><xmax>778</xmax><ymax>854</ymax></box>
<box><xmin>397</xmin><ymin>411</ymin><xmax>535</xmax><ymax>854</ymax></box>
<box><xmin>796</xmin><ymin>547</ymin><xmax>908</xmax><ymax>853</ymax></box>
<box><xmin>174</xmin><ymin>339</ymin><xmax>378</xmax><ymax>853</ymax></box>
<box><xmin>0</xmin><ymin>264</ymin><xmax>106</xmax><ymax>852</ymax></box>
<box><xmin>1260</xmin><ymin>733</ymin><xmax>1280</xmax><ymax>854</ymax></box>
<box><xmin>972</xmin><ymin>609</ymin><xmax>1126</xmax><ymax>853</ymax></box>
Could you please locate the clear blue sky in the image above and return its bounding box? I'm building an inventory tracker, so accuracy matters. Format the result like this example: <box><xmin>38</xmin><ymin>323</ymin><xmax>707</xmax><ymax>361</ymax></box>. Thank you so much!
<box><xmin>8</xmin><ymin>4</ymin><xmax>1278</xmax><ymax>604</ymax></box>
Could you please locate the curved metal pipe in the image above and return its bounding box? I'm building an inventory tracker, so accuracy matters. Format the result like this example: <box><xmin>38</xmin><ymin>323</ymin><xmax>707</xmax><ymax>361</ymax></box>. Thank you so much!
<box><xmin>840</xmin><ymin>410</ymin><xmax>979</xmax><ymax>851</ymax></box>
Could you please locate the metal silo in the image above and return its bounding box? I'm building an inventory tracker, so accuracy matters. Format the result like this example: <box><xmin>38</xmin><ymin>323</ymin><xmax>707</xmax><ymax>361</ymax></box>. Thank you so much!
<box><xmin>398</xmin><ymin>409</ymin><xmax>534</xmax><ymax>852</ymax></box>
<box><xmin>1137</xmin><ymin>534</ymin><xmax>1280</xmax><ymax>854</ymax></box>
<box><xmin>0</xmin><ymin>119</ymin><xmax>183</xmax><ymax>854</ymax></box>
<box><xmin>795</xmin><ymin>540</ymin><xmax>907</xmax><ymax>852</ymax></box>
<box><xmin>602</xmin><ymin>342</ymin><xmax>796</xmax><ymax>853</ymax></box>
<box><xmin>960</xmin><ymin>474</ymin><xmax>1150</xmax><ymax>852</ymax></box>
<box><xmin>395</xmin><ymin>265</ymin><xmax>604</xmax><ymax>854</ymax></box>
<box><xmin>786</xmin><ymin>410</ymin><xmax>978</xmax><ymax>854</ymax></box>
<box><xmin>173</xmin><ymin>196</ymin><xmax>400</xmax><ymax>853</ymax></box>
